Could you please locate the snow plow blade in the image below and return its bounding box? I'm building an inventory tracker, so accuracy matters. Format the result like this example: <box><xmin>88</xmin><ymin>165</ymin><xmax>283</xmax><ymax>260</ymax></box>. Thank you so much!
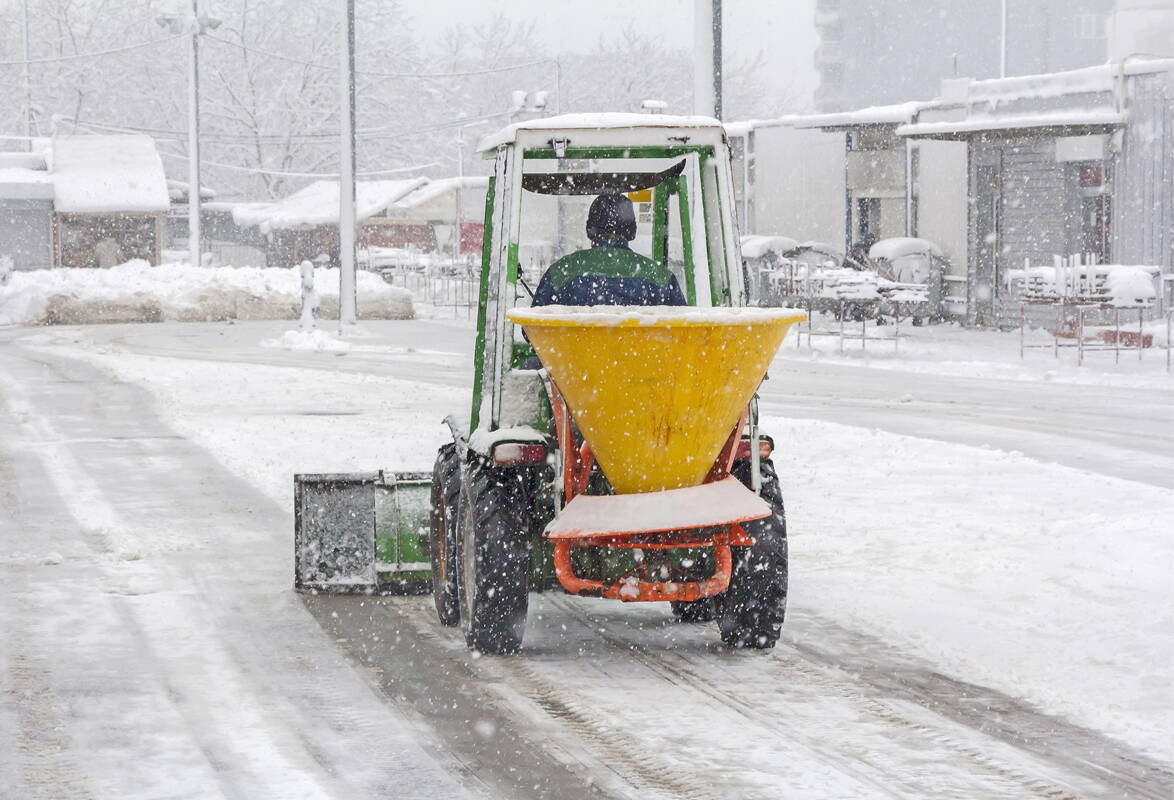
<box><xmin>294</xmin><ymin>471</ymin><xmax>431</xmax><ymax>594</ymax></box>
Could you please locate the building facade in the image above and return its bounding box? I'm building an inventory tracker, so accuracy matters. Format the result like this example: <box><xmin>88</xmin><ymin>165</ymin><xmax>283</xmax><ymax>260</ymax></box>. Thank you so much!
<box><xmin>814</xmin><ymin>0</ymin><xmax>1116</xmax><ymax>112</ymax></box>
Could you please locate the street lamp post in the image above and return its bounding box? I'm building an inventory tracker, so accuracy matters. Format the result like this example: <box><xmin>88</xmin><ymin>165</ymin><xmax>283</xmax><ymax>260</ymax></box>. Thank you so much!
<box><xmin>187</xmin><ymin>0</ymin><xmax>202</xmax><ymax>269</ymax></box>
<box><xmin>159</xmin><ymin>4</ymin><xmax>219</xmax><ymax>269</ymax></box>
<box><xmin>339</xmin><ymin>0</ymin><xmax>358</xmax><ymax>327</ymax></box>
<box><xmin>21</xmin><ymin>0</ymin><xmax>32</xmax><ymax>149</ymax></box>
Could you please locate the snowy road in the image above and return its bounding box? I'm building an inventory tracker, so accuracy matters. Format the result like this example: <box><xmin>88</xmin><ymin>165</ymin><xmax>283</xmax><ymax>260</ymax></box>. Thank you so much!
<box><xmin>40</xmin><ymin>319</ymin><xmax>1174</xmax><ymax>488</ymax></box>
<box><xmin>2</xmin><ymin>321</ymin><xmax>1172</xmax><ymax>798</ymax></box>
<box><xmin>0</xmin><ymin>344</ymin><xmax>473</xmax><ymax>799</ymax></box>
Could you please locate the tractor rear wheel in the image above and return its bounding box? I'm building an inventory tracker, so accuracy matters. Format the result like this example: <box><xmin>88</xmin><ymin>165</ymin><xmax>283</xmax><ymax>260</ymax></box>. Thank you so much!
<box><xmin>428</xmin><ymin>443</ymin><xmax>462</xmax><ymax>626</ymax></box>
<box><xmin>720</xmin><ymin>459</ymin><xmax>788</xmax><ymax>649</ymax></box>
<box><xmin>457</xmin><ymin>460</ymin><xmax>531</xmax><ymax>654</ymax></box>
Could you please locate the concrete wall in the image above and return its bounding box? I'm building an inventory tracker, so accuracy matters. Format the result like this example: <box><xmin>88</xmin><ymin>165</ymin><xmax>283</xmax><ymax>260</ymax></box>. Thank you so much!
<box><xmin>915</xmin><ymin>139</ymin><xmax>969</xmax><ymax>284</ymax></box>
<box><xmin>750</xmin><ymin>125</ymin><xmax>846</xmax><ymax>249</ymax></box>
<box><xmin>1113</xmin><ymin>69</ymin><xmax>1174</xmax><ymax>272</ymax></box>
<box><xmin>814</xmin><ymin>0</ymin><xmax>1115</xmax><ymax>112</ymax></box>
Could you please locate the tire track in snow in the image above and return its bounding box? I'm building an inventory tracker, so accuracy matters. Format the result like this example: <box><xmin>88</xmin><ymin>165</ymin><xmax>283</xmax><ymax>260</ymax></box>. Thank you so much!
<box><xmin>0</xmin><ymin>347</ymin><xmax>473</xmax><ymax>800</ymax></box>
<box><xmin>548</xmin><ymin>595</ymin><xmax>1095</xmax><ymax>800</ymax></box>
<box><xmin>6</xmin><ymin>606</ymin><xmax>97</xmax><ymax>800</ymax></box>
<box><xmin>363</xmin><ymin>595</ymin><xmax>718</xmax><ymax>800</ymax></box>
<box><xmin>780</xmin><ymin>616</ymin><xmax>1174</xmax><ymax>800</ymax></box>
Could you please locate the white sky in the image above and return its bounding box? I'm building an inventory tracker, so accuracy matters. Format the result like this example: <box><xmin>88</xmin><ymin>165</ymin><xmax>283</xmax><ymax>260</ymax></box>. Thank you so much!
<box><xmin>401</xmin><ymin>0</ymin><xmax>820</xmax><ymax>114</ymax></box>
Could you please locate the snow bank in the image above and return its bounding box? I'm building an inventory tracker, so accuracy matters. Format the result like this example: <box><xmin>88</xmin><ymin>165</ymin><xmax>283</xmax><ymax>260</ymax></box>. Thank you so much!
<box><xmin>778</xmin><ymin>416</ymin><xmax>1174</xmax><ymax>761</ymax></box>
<box><xmin>0</xmin><ymin>261</ymin><xmax>414</xmax><ymax>326</ymax></box>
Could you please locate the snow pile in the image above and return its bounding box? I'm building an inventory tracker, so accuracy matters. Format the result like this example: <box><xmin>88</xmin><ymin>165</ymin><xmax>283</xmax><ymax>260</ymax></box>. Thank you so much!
<box><xmin>1105</xmin><ymin>266</ymin><xmax>1159</xmax><ymax>307</ymax></box>
<box><xmin>0</xmin><ymin>261</ymin><xmax>414</xmax><ymax>325</ymax></box>
<box><xmin>260</xmin><ymin>329</ymin><xmax>351</xmax><ymax>352</ymax></box>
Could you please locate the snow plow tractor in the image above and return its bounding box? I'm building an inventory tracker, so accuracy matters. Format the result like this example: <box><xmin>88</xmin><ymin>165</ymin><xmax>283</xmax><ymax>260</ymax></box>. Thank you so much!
<box><xmin>294</xmin><ymin>114</ymin><xmax>805</xmax><ymax>653</ymax></box>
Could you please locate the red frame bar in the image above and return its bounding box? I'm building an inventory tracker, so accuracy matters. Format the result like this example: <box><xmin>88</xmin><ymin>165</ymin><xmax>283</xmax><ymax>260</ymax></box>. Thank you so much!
<box><xmin>548</xmin><ymin>388</ymin><xmax>754</xmax><ymax>603</ymax></box>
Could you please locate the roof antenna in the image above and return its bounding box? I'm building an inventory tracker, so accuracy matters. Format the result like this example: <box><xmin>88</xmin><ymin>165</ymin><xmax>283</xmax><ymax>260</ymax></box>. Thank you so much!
<box><xmin>518</xmin><ymin>274</ymin><xmax>536</xmax><ymax>300</ymax></box>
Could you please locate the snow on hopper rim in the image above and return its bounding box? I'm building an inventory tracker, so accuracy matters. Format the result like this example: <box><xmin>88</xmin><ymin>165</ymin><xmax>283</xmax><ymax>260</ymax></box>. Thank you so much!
<box><xmin>507</xmin><ymin>305</ymin><xmax>807</xmax><ymax>328</ymax></box>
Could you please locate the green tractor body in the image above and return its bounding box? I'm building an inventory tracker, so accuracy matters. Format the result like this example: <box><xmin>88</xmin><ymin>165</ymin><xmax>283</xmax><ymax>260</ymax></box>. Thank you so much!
<box><xmin>295</xmin><ymin>114</ymin><xmax>794</xmax><ymax>653</ymax></box>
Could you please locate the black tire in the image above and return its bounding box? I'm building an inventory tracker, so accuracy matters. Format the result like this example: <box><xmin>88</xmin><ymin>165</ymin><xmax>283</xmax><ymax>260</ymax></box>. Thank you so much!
<box><xmin>457</xmin><ymin>459</ymin><xmax>531</xmax><ymax>654</ymax></box>
<box><xmin>428</xmin><ymin>443</ymin><xmax>462</xmax><ymax>626</ymax></box>
<box><xmin>720</xmin><ymin>458</ymin><xmax>788</xmax><ymax>649</ymax></box>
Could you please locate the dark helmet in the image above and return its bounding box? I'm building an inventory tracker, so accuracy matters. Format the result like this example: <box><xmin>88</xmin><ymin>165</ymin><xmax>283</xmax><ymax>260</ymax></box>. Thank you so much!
<box><xmin>586</xmin><ymin>193</ymin><xmax>637</xmax><ymax>245</ymax></box>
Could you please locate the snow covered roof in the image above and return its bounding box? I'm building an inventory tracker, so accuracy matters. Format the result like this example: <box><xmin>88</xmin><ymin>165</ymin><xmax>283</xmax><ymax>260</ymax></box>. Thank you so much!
<box><xmin>0</xmin><ymin>152</ymin><xmax>46</xmax><ymax>170</ymax></box>
<box><xmin>793</xmin><ymin>102</ymin><xmax>932</xmax><ymax>130</ymax></box>
<box><xmin>478</xmin><ymin>113</ymin><xmax>725</xmax><ymax>152</ymax></box>
<box><xmin>391</xmin><ymin>176</ymin><xmax>489</xmax><ymax>209</ymax></box>
<box><xmin>897</xmin><ymin>108</ymin><xmax>1125</xmax><ymax>139</ymax></box>
<box><xmin>723</xmin><ymin>117</ymin><xmax>804</xmax><ymax>137</ymax></box>
<box><xmin>233</xmin><ymin>177</ymin><xmax>427</xmax><ymax>232</ymax></box>
<box><xmin>0</xmin><ymin>167</ymin><xmax>54</xmax><ymax>201</ymax></box>
<box><xmin>51</xmin><ymin>135</ymin><xmax>170</xmax><ymax>214</ymax></box>
<box><xmin>962</xmin><ymin>59</ymin><xmax>1174</xmax><ymax>107</ymax></box>
<box><xmin>899</xmin><ymin>59</ymin><xmax>1168</xmax><ymax>139</ymax></box>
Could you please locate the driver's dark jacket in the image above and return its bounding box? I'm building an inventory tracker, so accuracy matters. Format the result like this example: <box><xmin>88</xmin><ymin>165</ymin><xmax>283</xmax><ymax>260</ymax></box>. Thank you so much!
<box><xmin>532</xmin><ymin>246</ymin><xmax>687</xmax><ymax>307</ymax></box>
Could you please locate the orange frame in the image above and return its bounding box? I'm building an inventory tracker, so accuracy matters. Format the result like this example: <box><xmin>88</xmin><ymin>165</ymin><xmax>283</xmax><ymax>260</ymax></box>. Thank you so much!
<box><xmin>548</xmin><ymin>388</ymin><xmax>752</xmax><ymax>603</ymax></box>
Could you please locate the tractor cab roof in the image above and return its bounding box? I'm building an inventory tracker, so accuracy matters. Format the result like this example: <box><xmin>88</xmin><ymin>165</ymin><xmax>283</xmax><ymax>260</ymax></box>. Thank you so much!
<box><xmin>477</xmin><ymin>112</ymin><xmax>727</xmax><ymax>155</ymax></box>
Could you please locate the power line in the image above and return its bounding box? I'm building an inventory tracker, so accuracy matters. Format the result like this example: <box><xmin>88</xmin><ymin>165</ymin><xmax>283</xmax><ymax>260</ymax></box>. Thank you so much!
<box><xmin>203</xmin><ymin>34</ymin><xmax>554</xmax><ymax>79</ymax></box>
<box><xmin>0</xmin><ymin>35</ymin><xmax>184</xmax><ymax>66</ymax></box>
<box><xmin>358</xmin><ymin>57</ymin><xmax>556</xmax><ymax>79</ymax></box>
<box><xmin>64</xmin><ymin>110</ymin><xmax>513</xmax><ymax>144</ymax></box>
<box><xmin>158</xmin><ymin>149</ymin><xmax>440</xmax><ymax>178</ymax></box>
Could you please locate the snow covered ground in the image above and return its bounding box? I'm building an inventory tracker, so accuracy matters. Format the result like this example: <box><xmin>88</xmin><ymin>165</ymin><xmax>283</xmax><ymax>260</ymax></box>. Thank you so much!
<box><xmin>2</xmin><ymin>315</ymin><xmax>1172</xmax><ymax>797</ymax></box>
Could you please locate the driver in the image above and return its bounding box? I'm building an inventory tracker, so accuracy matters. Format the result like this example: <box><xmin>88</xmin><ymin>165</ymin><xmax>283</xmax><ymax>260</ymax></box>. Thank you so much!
<box><xmin>532</xmin><ymin>193</ymin><xmax>686</xmax><ymax>307</ymax></box>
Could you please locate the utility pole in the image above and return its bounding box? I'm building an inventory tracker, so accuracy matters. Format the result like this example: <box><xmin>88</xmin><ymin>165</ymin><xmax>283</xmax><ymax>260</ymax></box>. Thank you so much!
<box><xmin>1000</xmin><ymin>0</ymin><xmax>1008</xmax><ymax>78</ymax></box>
<box><xmin>21</xmin><ymin>0</ymin><xmax>32</xmax><ymax>150</ymax></box>
<box><xmin>187</xmin><ymin>0</ymin><xmax>202</xmax><ymax>269</ymax></box>
<box><xmin>339</xmin><ymin>0</ymin><xmax>358</xmax><ymax>327</ymax></box>
<box><xmin>694</xmin><ymin>0</ymin><xmax>722</xmax><ymax>118</ymax></box>
<box><xmin>160</xmin><ymin>3</ymin><xmax>217</xmax><ymax>267</ymax></box>
<box><xmin>712</xmin><ymin>0</ymin><xmax>722</xmax><ymax>120</ymax></box>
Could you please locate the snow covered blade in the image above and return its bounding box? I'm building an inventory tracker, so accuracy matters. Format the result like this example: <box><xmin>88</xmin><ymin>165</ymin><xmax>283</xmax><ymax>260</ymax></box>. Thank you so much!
<box><xmin>294</xmin><ymin>471</ymin><xmax>432</xmax><ymax>594</ymax></box>
<box><xmin>544</xmin><ymin>477</ymin><xmax>771</xmax><ymax>539</ymax></box>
